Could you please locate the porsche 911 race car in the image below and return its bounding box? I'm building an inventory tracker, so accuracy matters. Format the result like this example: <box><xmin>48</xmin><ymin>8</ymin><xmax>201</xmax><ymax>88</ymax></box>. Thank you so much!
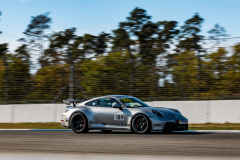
<box><xmin>61</xmin><ymin>95</ymin><xmax>188</xmax><ymax>134</ymax></box>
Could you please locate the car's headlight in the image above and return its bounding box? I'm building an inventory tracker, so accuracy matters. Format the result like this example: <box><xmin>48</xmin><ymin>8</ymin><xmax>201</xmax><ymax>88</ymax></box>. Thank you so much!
<box><xmin>152</xmin><ymin>110</ymin><xmax>163</xmax><ymax>117</ymax></box>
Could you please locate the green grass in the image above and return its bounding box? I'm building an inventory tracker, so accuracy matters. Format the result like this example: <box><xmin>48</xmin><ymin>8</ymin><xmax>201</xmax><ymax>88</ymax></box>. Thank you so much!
<box><xmin>189</xmin><ymin>123</ymin><xmax>240</xmax><ymax>130</ymax></box>
<box><xmin>0</xmin><ymin>123</ymin><xmax>240</xmax><ymax>130</ymax></box>
<box><xmin>0</xmin><ymin>123</ymin><xmax>67</xmax><ymax>129</ymax></box>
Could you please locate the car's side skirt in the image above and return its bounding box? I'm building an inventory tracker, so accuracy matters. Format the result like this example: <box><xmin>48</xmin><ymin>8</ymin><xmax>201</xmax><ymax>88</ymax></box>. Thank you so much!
<box><xmin>90</xmin><ymin>123</ymin><xmax>130</xmax><ymax>130</ymax></box>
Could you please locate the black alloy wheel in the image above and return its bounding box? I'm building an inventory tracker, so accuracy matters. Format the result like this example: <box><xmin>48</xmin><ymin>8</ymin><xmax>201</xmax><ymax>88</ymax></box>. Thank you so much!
<box><xmin>70</xmin><ymin>113</ymin><xmax>89</xmax><ymax>133</ymax></box>
<box><xmin>132</xmin><ymin>114</ymin><xmax>151</xmax><ymax>134</ymax></box>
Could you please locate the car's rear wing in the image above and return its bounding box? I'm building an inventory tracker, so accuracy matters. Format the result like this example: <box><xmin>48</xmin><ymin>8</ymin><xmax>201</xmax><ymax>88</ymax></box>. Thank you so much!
<box><xmin>63</xmin><ymin>99</ymin><xmax>85</xmax><ymax>107</ymax></box>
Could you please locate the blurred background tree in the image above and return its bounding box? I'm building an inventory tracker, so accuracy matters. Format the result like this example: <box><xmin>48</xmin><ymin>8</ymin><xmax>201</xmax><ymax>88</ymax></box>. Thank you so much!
<box><xmin>0</xmin><ymin>8</ymin><xmax>240</xmax><ymax>103</ymax></box>
<box><xmin>208</xmin><ymin>23</ymin><xmax>229</xmax><ymax>46</ymax></box>
<box><xmin>18</xmin><ymin>12</ymin><xmax>52</xmax><ymax>67</ymax></box>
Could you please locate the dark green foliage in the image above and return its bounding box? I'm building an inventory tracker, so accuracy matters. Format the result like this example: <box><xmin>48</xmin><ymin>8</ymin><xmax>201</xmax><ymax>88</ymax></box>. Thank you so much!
<box><xmin>94</xmin><ymin>32</ymin><xmax>110</xmax><ymax>55</ymax></box>
<box><xmin>208</xmin><ymin>23</ymin><xmax>229</xmax><ymax>46</ymax></box>
<box><xmin>19</xmin><ymin>12</ymin><xmax>52</xmax><ymax>67</ymax></box>
<box><xmin>1</xmin><ymin>8</ymin><xmax>240</xmax><ymax>103</ymax></box>
<box><xmin>120</xmin><ymin>7</ymin><xmax>151</xmax><ymax>37</ymax></box>
<box><xmin>177</xmin><ymin>13</ymin><xmax>204</xmax><ymax>52</ymax></box>
<box><xmin>111</xmin><ymin>28</ymin><xmax>132</xmax><ymax>52</ymax></box>
<box><xmin>0</xmin><ymin>44</ymin><xmax>8</xmax><ymax>57</ymax></box>
<box><xmin>0</xmin><ymin>45</ymin><xmax>31</xmax><ymax>103</ymax></box>
<box><xmin>15</xmin><ymin>45</ymin><xmax>31</xmax><ymax>64</ymax></box>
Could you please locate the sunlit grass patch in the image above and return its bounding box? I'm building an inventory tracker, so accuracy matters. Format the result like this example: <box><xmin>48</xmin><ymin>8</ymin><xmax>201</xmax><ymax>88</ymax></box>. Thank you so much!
<box><xmin>0</xmin><ymin>123</ymin><xmax>67</xmax><ymax>129</ymax></box>
<box><xmin>189</xmin><ymin>123</ymin><xmax>240</xmax><ymax>130</ymax></box>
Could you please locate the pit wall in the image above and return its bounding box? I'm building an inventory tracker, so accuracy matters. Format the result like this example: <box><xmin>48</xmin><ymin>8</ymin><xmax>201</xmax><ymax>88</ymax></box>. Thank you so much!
<box><xmin>0</xmin><ymin>100</ymin><xmax>239</xmax><ymax>123</ymax></box>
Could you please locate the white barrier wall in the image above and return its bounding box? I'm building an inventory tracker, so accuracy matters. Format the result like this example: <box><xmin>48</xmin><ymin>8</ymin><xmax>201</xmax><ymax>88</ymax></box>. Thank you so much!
<box><xmin>0</xmin><ymin>100</ymin><xmax>239</xmax><ymax>123</ymax></box>
<box><xmin>0</xmin><ymin>104</ymin><xmax>66</xmax><ymax>123</ymax></box>
<box><xmin>145</xmin><ymin>101</ymin><xmax>210</xmax><ymax>124</ymax></box>
<box><xmin>210</xmin><ymin>100</ymin><xmax>240</xmax><ymax>123</ymax></box>
<box><xmin>0</xmin><ymin>105</ymin><xmax>12</xmax><ymax>123</ymax></box>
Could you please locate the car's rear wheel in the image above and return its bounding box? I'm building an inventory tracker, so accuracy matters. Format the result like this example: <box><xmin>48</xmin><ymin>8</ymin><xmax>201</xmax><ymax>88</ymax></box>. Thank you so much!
<box><xmin>132</xmin><ymin>114</ymin><xmax>151</xmax><ymax>134</ymax></box>
<box><xmin>101</xmin><ymin>130</ymin><xmax>112</xmax><ymax>133</ymax></box>
<box><xmin>70</xmin><ymin>112</ymin><xmax>89</xmax><ymax>133</ymax></box>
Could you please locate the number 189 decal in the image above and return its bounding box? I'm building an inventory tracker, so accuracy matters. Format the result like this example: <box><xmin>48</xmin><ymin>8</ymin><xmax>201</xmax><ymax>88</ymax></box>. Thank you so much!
<box><xmin>114</xmin><ymin>113</ymin><xmax>124</xmax><ymax>121</ymax></box>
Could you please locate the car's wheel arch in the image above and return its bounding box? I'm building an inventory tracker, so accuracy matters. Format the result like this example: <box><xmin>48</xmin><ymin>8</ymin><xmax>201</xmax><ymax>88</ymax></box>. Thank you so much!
<box><xmin>69</xmin><ymin>111</ymin><xmax>89</xmax><ymax>128</ymax></box>
<box><xmin>130</xmin><ymin>113</ymin><xmax>152</xmax><ymax>130</ymax></box>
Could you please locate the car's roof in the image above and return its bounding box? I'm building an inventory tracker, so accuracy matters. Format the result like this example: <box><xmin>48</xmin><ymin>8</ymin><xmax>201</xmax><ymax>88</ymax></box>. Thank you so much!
<box><xmin>95</xmin><ymin>95</ymin><xmax>134</xmax><ymax>99</ymax></box>
<box><xmin>84</xmin><ymin>95</ymin><xmax>133</xmax><ymax>102</ymax></box>
<box><xmin>104</xmin><ymin>95</ymin><xmax>133</xmax><ymax>98</ymax></box>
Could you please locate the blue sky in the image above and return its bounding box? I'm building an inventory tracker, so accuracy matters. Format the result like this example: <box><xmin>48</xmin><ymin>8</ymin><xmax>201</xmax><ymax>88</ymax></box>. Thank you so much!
<box><xmin>0</xmin><ymin>0</ymin><xmax>240</xmax><ymax>52</ymax></box>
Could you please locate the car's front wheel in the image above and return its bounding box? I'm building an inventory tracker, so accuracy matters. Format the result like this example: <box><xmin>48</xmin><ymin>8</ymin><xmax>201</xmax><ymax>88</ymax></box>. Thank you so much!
<box><xmin>70</xmin><ymin>112</ymin><xmax>89</xmax><ymax>133</ymax></box>
<box><xmin>131</xmin><ymin>114</ymin><xmax>151</xmax><ymax>134</ymax></box>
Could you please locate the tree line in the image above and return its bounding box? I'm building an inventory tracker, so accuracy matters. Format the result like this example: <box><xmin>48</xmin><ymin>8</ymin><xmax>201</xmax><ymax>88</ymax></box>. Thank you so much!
<box><xmin>0</xmin><ymin>8</ymin><xmax>240</xmax><ymax>103</ymax></box>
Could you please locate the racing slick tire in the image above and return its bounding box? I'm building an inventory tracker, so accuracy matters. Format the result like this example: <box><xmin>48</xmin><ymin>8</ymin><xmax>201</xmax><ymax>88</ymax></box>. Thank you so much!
<box><xmin>70</xmin><ymin>112</ymin><xmax>89</xmax><ymax>133</ymax></box>
<box><xmin>131</xmin><ymin>114</ymin><xmax>151</xmax><ymax>134</ymax></box>
<box><xmin>101</xmin><ymin>130</ymin><xmax>112</xmax><ymax>133</ymax></box>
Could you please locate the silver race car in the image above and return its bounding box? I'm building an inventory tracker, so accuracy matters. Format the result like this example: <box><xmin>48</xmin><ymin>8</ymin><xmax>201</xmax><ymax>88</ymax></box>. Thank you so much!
<box><xmin>61</xmin><ymin>95</ymin><xmax>188</xmax><ymax>134</ymax></box>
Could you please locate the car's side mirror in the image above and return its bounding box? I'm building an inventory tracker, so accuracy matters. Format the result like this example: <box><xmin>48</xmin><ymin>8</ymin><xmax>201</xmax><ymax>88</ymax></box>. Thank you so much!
<box><xmin>113</xmin><ymin>104</ymin><xmax>122</xmax><ymax>110</ymax></box>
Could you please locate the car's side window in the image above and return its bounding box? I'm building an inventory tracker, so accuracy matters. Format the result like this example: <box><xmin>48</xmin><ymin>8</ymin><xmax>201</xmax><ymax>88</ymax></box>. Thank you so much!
<box><xmin>85</xmin><ymin>99</ymin><xmax>99</xmax><ymax>106</ymax></box>
<box><xmin>111</xmin><ymin>99</ymin><xmax>122</xmax><ymax>107</ymax></box>
<box><xmin>100</xmin><ymin>98</ymin><xmax>121</xmax><ymax>108</ymax></box>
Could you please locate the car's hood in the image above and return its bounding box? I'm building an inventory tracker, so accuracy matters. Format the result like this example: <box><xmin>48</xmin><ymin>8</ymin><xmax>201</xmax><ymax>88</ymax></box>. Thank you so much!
<box><xmin>128</xmin><ymin>107</ymin><xmax>183</xmax><ymax>118</ymax></box>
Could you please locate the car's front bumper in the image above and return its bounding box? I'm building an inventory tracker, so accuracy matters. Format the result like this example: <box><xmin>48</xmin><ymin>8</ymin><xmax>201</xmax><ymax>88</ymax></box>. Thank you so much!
<box><xmin>163</xmin><ymin>122</ymin><xmax>188</xmax><ymax>131</ymax></box>
<box><xmin>150</xmin><ymin>116</ymin><xmax>188</xmax><ymax>131</ymax></box>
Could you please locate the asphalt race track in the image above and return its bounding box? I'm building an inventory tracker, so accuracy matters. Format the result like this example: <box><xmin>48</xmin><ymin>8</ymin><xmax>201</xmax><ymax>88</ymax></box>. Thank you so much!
<box><xmin>0</xmin><ymin>130</ymin><xmax>240</xmax><ymax>159</ymax></box>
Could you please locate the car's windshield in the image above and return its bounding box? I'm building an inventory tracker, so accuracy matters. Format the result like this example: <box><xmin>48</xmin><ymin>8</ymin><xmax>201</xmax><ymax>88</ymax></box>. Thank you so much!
<box><xmin>118</xmin><ymin>97</ymin><xmax>150</xmax><ymax>108</ymax></box>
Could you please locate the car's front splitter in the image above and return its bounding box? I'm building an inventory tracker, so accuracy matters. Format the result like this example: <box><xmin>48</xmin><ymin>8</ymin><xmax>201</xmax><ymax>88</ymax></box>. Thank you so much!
<box><xmin>163</xmin><ymin>122</ymin><xmax>188</xmax><ymax>131</ymax></box>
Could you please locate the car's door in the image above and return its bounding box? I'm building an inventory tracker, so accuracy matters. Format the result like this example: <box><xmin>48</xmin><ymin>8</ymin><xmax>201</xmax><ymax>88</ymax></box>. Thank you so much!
<box><xmin>96</xmin><ymin>98</ymin><xmax>130</xmax><ymax>129</ymax></box>
<box><xmin>84</xmin><ymin>99</ymin><xmax>101</xmax><ymax>128</ymax></box>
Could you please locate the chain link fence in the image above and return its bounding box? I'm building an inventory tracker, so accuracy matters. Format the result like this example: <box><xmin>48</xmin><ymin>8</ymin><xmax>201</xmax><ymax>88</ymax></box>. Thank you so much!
<box><xmin>1</xmin><ymin>38</ymin><xmax>240</xmax><ymax>104</ymax></box>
